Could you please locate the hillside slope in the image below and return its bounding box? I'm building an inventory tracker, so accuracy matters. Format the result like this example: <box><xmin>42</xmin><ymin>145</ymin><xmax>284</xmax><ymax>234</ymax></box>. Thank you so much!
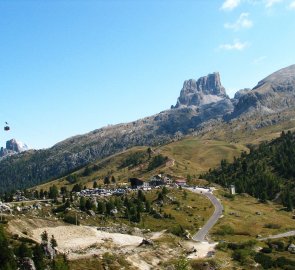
<box><xmin>34</xmin><ymin>137</ymin><xmax>248</xmax><ymax>192</ymax></box>
<box><xmin>202</xmin><ymin>130</ymin><xmax>295</xmax><ymax>209</ymax></box>
<box><xmin>1</xmin><ymin>65</ymin><xmax>295</xmax><ymax>193</ymax></box>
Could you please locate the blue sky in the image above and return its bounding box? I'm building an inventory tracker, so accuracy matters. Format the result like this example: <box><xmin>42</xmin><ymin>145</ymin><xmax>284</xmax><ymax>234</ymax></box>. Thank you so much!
<box><xmin>1</xmin><ymin>0</ymin><xmax>295</xmax><ymax>149</ymax></box>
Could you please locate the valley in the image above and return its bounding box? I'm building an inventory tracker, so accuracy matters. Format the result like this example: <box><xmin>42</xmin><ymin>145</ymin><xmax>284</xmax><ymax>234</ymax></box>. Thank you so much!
<box><xmin>1</xmin><ymin>65</ymin><xmax>295</xmax><ymax>269</ymax></box>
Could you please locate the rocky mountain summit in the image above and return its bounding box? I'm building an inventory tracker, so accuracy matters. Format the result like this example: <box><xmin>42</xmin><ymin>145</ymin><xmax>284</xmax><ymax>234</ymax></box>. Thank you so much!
<box><xmin>1</xmin><ymin>65</ymin><xmax>295</xmax><ymax>192</ymax></box>
<box><xmin>0</xmin><ymin>139</ymin><xmax>28</xmax><ymax>159</ymax></box>
<box><xmin>231</xmin><ymin>64</ymin><xmax>295</xmax><ymax>118</ymax></box>
<box><xmin>174</xmin><ymin>72</ymin><xmax>228</xmax><ymax>108</ymax></box>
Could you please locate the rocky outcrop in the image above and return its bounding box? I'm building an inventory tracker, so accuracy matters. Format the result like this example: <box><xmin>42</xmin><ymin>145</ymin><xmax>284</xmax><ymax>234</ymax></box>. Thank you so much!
<box><xmin>0</xmin><ymin>139</ymin><xmax>28</xmax><ymax>159</ymax></box>
<box><xmin>234</xmin><ymin>88</ymin><xmax>251</xmax><ymax>100</ymax></box>
<box><xmin>174</xmin><ymin>72</ymin><xmax>228</xmax><ymax>108</ymax></box>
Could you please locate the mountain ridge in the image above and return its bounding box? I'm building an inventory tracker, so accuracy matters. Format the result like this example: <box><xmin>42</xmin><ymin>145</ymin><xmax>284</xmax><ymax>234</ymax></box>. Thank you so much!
<box><xmin>1</xmin><ymin>64</ymin><xmax>295</xmax><ymax>193</ymax></box>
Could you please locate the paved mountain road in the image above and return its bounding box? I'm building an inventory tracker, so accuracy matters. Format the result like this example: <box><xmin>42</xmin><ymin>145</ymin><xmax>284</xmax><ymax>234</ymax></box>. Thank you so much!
<box><xmin>186</xmin><ymin>187</ymin><xmax>223</xmax><ymax>242</ymax></box>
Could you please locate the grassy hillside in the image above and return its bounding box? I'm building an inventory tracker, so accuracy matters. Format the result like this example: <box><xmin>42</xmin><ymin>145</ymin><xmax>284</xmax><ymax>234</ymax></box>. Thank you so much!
<box><xmin>160</xmin><ymin>138</ymin><xmax>247</xmax><ymax>177</ymax></box>
<box><xmin>202</xmin><ymin>130</ymin><xmax>295</xmax><ymax>209</ymax></box>
<box><xmin>33</xmin><ymin>137</ymin><xmax>248</xmax><ymax>192</ymax></box>
<box><xmin>30</xmin><ymin>108</ymin><xmax>295</xmax><ymax>195</ymax></box>
<box><xmin>212</xmin><ymin>191</ymin><xmax>295</xmax><ymax>269</ymax></box>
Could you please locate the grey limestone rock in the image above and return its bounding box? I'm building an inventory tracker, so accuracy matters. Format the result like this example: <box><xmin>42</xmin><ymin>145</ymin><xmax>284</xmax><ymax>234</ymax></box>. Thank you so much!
<box><xmin>0</xmin><ymin>139</ymin><xmax>28</xmax><ymax>159</ymax></box>
<box><xmin>175</xmin><ymin>72</ymin><xmax>228</xmax><ymax>108</ymax></box>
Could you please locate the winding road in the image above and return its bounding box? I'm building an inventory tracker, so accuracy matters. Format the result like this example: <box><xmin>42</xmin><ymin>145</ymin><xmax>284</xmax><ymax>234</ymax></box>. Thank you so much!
<box><xmin>186</xmin><ymin>187</ymin><xmax>223</xmax><ymax>242</ymax></box>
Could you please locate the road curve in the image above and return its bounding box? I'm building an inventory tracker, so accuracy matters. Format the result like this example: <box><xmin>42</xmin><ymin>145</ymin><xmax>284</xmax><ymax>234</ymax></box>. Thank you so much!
<box><xmin>186</xmin><ymin>188</ymin><xmax>223</xmax><ymax>242</ymax></box>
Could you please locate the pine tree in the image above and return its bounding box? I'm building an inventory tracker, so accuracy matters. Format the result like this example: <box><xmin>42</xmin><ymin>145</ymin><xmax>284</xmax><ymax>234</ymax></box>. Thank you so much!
<box><xmin>41</xmin><ymin>231</ymin><xmax>48</xmax><ymax>244</ymax></box>
<box><xmin>33</xmin><ymin>244</ymin><xmax>45</xmax><ymax>270</ymax></box>
<box><xmin>79</xmin><ymin>197</ymin><xmax>86</xmax><ymax>211</ymax></box>
<box><xmin>111</xmin><ymin>176</ymin><xmax>116</xmax><ymax>184</ymax></box>
<box><xmin>50</xmin><ymin>235</ymin><xmax>58</xmax><ymax>249</ymax></box>
<box><xmin>104</xmin><ymin>176</ymin><xmax>110</xmax><ymax>185</ymax></box>
<box><xmin>147</xmin><ymin>147</ymin><xmax>152</xmax><ymax>159</ymax></box>
<box><xmin>17</xmin><ymin>242</ymin><xmax>32</xmax><ymax>258</ymax></box>
<box><xmin>0</xmin><ymin>225</ymin><xmax>17</xmax><ymax>270</ymax></box>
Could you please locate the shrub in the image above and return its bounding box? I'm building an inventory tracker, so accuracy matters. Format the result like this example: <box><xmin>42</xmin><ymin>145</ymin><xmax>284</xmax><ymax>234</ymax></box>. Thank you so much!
<box><xmin>267</xmin><ymin>240</ymin><xmax>285</xmax><ymax>251</ymax></box>
<box><xmin>223</xmin><ymin>193</ymin><xmax>235</xmax><ymax>199</ymax></box>
<box><xmin>147</xmin><ymin>154</ymin><xmax>168</xmax><ymax>171</ymax></box>
<box><xmin>169</xmin><ymin>225</ymin><xmax>186</xmax><ymax>237</ymax></box>
<box><xmin>103</xmin><ymin>252</ymin><xmax>116</xmax><ymax>266</ymax></box>
<box><xmin>275</xmin><ymin>256</ymin><xmax>295</xmax><ymax>268</ymax></box>
<box><xmin>254</xmin><ymin>253</ymin><xmax>273</xmax><ymax>269</ymax></box>
<box><xmin>215</xmin><ymin>225</ymin><xmax>235</xmax><ymax>235</ymax></box>
<box><xmin>260</xmin><ymin>247</ymin><xmax>272</xmax><ymax>254</ymax></box>
<box><xmin>64</xmin><ymin>215</ymin><xmax>79</xmax><ymax>225</ymax></box>
<box><xmin>233</xmin><ymin>249</ymin><xmax>253</xmax><ymax>265</ymax></box>
<box><xmin>66</xmin><ymin>174</ymin><xmax>78</xmax><ymax>184</ymax></box>
<box><xmin>264</xmin><ymin>223</ymin><xmax>281</xmax><ymax>229</ymax></box>
<box><xmin>216</xmin><ymin>242</ymin><xmax>228</xmax><ymax>251</ymax></box>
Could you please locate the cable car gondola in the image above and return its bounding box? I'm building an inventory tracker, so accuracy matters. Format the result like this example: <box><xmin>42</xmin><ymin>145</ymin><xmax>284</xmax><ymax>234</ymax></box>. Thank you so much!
<box><xmin>4</xmin><ymin>122</ymin><xmax>10</xmax><ymax>131</ymax></box>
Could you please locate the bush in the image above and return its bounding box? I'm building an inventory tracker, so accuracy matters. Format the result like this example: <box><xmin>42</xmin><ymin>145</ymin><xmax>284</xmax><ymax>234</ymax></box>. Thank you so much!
<box><xmin>215</xmin><ymin>225</ymin><xmax>235</xmax><ymax>235</ymax></box>
<box><xmin>169</xmin><ymin>225</ymin><xmax>186</xmax><ymax>237</ymax></box>
<box><xmin>53</xmin><ymin>201</ymin><xmax>70</xmax><ymax>213</ymax></box>
<box><xmin>254</xmin><ymin>253</ymin><xmax>273</xmax><ymax>269</ymax></box>
<box><xmin>64</xmin><ymin>215</ymin><xmax>79</xmax><ymax>225</ymax></box>
<box><xmin>119</xmin><ymin>152</ymin><xmax>146</xmax><ymax>169</ymax></box>
<box><xmin>227</xmin><ymin>240</ymin><xmax>256</xmax><ymax>251</ymax></box>
<box><xmin>275</xmin><ymin>256</ymin><xmax>295</xmax><ymax>268</ymax></box>
<box><xmin>223</xmin><ymin>193</ymin><xmax>235</xmax><ymax>199</ymax></box>
<box><xmin>260</xmin><ymin>247</ymin><xmax>272</xmax><ymax>254</ymax></box>
<box><xmin>147</xmin><ymin>154</ymin><xmax>168</xmax><ymax>171</ymax></box>
<box><xmin>267</xmin><ymin>240</ymin><xmax>285</xmax><ymax>251</ymax></box>
<box><xmin>66</xmin><ymin>174</ymin><xmax>78</xmax><ymax>184</ymax></box>
<box><xmin>233</xmin><ymin>249</ymin><xmax>253</xmax><ymax>265</ymax></box>
<box><xmin>216</xmin><ymin>242</ymin><xmax>228</xmax><ymax>251</ymax></box>
<box><xmin>264</xmin><ymin>223</ymin><xmax>281</xmax><ymax>229</ymax></box>
<box><xmin>103</xmin><ymin>252</ymin><xmax>116</xmax><ymax>266</ymax></box>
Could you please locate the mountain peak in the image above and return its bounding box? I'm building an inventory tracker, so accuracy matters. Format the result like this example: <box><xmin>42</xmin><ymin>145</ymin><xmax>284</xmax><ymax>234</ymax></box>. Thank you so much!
<box><xmin>174</xmin><ymin>72</ymin><xmax>228</xmax><ymax>108</ymax></box>
<box><xmin>0</xmin><ymin>139</ymin><xmax>29</xmax><ymax>159</ymax></box>
<box><xmin>253</xmin><ymin>64</ymin><xmax>295</xmax><ymax>92</ymax></box>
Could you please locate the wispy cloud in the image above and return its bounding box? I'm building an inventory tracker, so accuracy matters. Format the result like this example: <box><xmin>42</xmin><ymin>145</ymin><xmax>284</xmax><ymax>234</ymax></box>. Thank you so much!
<box><xmin>289</xmin><ymin>1</ymin><xmax>295</xmax><ymax>9</ymax></box>
<box><xmin>224</xmin><ymin>13</ymin><xmax>253</xmax><ymax>31</ymax></box>
<box><xmin>264</xmin><ymin>0</ymin><xmax>283</xmax><ymax>8</ymax></box>
<box><xmin>253</xmin><ymin>56</ymin><xmax>267</xmax><ymax>64</ymax></box>
<box><xmin>221</xmin><ymin>0</ymin><xmax>241</xmax><ymax>11</ymax></box>
<box><xmin>219</xmin><ymin>40</ymin><xmax>249</xmax><ymax>51</ymax></box>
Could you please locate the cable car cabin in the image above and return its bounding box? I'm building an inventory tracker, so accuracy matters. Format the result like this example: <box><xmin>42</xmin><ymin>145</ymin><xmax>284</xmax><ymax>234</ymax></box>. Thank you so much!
<box><xmin>4</xmin><ymin>126</ymin><xmax>10</xmax><ymax>131</ymax></box>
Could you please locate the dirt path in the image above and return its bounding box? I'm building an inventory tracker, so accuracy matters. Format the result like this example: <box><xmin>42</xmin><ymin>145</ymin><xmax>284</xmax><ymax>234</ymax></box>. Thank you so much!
<box><xmin>259</xmin><ymin>230</ymin><xmax>295</xmax><ymax>241</ymax></box>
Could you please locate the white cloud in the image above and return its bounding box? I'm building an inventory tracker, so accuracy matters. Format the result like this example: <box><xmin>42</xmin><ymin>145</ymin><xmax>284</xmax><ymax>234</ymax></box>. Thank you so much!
<box><xmin>224</xmin><ymin>13</ymin><xmax>253</xmax><ymax>31</ymax></box>
<box><xmin>221</xmin><ymin>0</ymin><xmax>241</xmax><ymax>11</ymax></box>
<box><xmin>264</xmin><ymin>0</ymin><xmax>283</xmax><ymax>8</ymax></box>
<box><xmin>289</xmin><ymin>1</ymin><xmax>295</xmax><ymax>9</ymax></box>
<box><xmin>219</xmin><ymin>40</ymin><xmax>249</xmax><ymax>51</ymax></box>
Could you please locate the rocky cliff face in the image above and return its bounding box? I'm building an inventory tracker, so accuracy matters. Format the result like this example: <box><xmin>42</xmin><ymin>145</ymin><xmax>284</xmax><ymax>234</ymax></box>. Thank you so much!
<box><xmin>1</xmin><ymin>65</ymin><xmax>295</xmax><ymax>192</ymax></box>
<box><xmin>0</xmin><ymin>139</ymin><xmax>28</xmax><ymax>159</ymax></box>
<box><xmin>174</xmin><ymin>72</ymin><xmax>228</xmax><ymax>108</ymax></box>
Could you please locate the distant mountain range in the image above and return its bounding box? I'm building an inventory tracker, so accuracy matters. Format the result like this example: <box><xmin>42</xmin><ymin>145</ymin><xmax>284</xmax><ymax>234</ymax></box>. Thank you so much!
<box><xmin>1</xmin><ymin>64</ymin><xmax>295</xmax><ymax>193</ymax></box>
